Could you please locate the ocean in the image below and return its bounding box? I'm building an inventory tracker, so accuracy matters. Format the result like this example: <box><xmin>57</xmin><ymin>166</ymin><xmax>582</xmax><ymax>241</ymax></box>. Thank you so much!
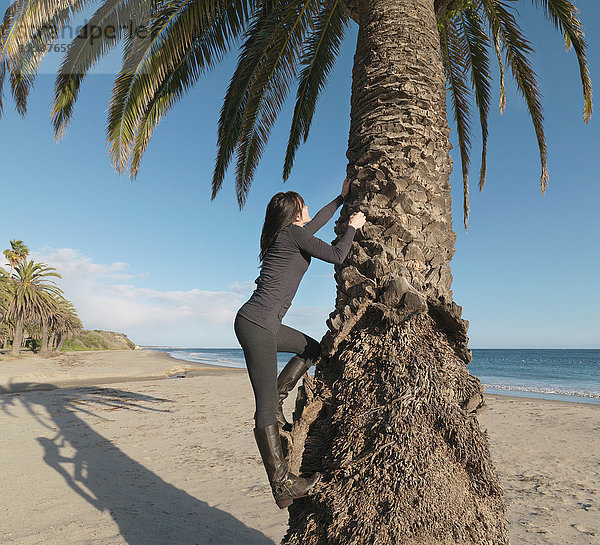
<box><xmin>148</xmin><ymin>347</ymin><xmax>600</xmax><ymax>405</ymax></box>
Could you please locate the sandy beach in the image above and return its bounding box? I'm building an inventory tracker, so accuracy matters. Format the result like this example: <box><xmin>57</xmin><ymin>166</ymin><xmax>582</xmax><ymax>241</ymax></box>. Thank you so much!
<box><xmin>0</xmin><ymin>350</ymin><xmax>598</xmax><ymax>544</ymax></box>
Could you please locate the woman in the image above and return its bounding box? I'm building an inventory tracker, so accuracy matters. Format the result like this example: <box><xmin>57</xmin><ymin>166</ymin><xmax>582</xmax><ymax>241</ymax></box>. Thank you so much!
<box><xmin>234</xmin><ymin>177</ymin><xmax>366</xmax><ymax>509</ymax></box>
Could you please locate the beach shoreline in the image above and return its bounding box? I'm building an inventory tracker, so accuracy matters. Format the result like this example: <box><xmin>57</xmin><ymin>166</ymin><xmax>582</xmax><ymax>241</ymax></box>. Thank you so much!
<box><xmin>1</xmin><ymin>348</ymin><xmax>597</xmax><ymax>407</ymax></box>
<box><xmin>0</xmin><ymin>348</ymin><xmax>243</xmax><ymax>394</ymax></box>
<box><xmin>1</xmin><ymin>349</ymin><xmax>598</xmax><ymax>544</ymax></box>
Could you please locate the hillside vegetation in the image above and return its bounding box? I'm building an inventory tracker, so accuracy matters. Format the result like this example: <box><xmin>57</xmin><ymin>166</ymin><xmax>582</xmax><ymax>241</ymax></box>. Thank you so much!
<box><xmin>62</xmin><ymin>330</ymin><xmax>137</xmax><ymax>351</ymax></box>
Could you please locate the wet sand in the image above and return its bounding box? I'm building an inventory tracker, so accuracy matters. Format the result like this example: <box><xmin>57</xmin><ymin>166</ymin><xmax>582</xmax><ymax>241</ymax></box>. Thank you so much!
<box><xmin>0</xmin><ymin>350</ymin><xmax>598</xmax><ymax>544</ymax></box>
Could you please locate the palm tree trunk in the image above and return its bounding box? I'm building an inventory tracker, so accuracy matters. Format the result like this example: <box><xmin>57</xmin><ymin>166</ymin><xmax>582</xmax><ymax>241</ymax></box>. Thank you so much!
<box><xmin>283</xmin><ymin>0</ymin><xmax>509</xmax><ymax>543</ymax></box>
<box><xmin>41</xmin><ymin>321</ymin><xmax>50</xmax><ymax>357</ymax></box>
<box><xmin>9</xmin><ymin>317</ymin><xmax>24</xmax><ymax>357</ymax></box>
<box><xmin>56</xmin><ymin>333</ymin><xmax>66</xmax><ymax>352</ymax></box>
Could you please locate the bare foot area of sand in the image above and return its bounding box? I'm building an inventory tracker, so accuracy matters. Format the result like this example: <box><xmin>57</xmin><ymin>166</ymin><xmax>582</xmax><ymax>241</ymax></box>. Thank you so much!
<box><xmin>0</xmin><ymin>351</ymin><xmax>598</xmax><ymax>544</ymax></box>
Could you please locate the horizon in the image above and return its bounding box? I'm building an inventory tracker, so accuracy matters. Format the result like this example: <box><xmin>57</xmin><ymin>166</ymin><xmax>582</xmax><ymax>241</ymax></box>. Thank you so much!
<box><xmin>142</xmin><ymin>345</ymin><xmax>600</xmax><ymax>350</ymax></box>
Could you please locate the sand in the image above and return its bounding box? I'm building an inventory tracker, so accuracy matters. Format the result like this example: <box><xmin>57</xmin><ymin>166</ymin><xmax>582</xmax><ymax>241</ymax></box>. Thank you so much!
<box><xmin>0</xmin><ymin>350</ymin><xmax>598</xmax><ymax>544</ymax></box>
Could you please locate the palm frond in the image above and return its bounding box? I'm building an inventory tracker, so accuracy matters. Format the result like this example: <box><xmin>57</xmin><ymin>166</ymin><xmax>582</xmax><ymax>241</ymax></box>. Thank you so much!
<box><xmin>6</xmin><ymin>15</ymin><xmax>63</xmax><ymax>115</ymax></box>
<box><xmin>234</xmin><ymin>0</ymin><xmax>321</xmax><ymax>207</ymax></box>
<box><xmin>127</xmin><ymin>0</ymin><xmax>254</xmax><ymax>177</ymax></box>
<box><xmin>482</xmin><ymin>0</ymin><xmax>548</xmax><ymax>193</ymax></box>
<box><xmin>212</xmin><ymin>2</ymin><xmax>277</xmax><ymax>199</ymax></box>
<box><xmin>531</xmin><ymin>0</ymin><xmax>592</xmax><ymax>122</ymax></box>
<box><xmin>8</xmin><ymin>68</ymin><xmax>32</xmax><ymax>114</ymax></box>
<box><xmin>1</xmin><ymin>0</ymin><xmax>29</xmax><ymax>115</ymax></box>
<box><xmin>491</xmin><ymin>26</ymin><xmax>506</xmax><ymax>114</ymax></box>
<box><xmin>107</xmin><ymin>0</ymin><xmax>210</xmax><ymax>174</ymax></box>
<box><xmin>51</xmin><ymin>0</ymin><xmax>160</xmax><ymax>139</ymax></box>
<box><xmin>461</xmin><ymin>8</ymin><xmax>492</xmax><ymax>192</ymax></box>
<box><xmin>0</xmin><ymin>0</ymin><xmax>93</xmax><ymax>117</ymax></box>
<box><xmin>212</xmin><ymin>0</ymin><xmax>320</xmax><ymax>208</ymax></box>
<box><xmin>441</xmin><ymin>18</ymin><xmax>472</xmax><ymax>230</ymax></box>
<box><xmin>283</xmin><ymin>0</ymin><xmax>347</xmax><ymax>180</ymax></box>
<box><xmin>107</xmin><ymin>0</ymin><xmax>253</xmax><ymax>176</ymax></box>
<box><xmin>0</xmin><ymin>50</ymin><xmax>5</xmax><ymax>116</ymax></box>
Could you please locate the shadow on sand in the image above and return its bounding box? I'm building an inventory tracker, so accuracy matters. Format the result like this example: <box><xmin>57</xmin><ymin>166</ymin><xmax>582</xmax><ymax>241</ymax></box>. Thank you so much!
<box><xmin>0</xmin><ymin>383</ymin><xmax>275</xmax><ymax>545</ymax></box>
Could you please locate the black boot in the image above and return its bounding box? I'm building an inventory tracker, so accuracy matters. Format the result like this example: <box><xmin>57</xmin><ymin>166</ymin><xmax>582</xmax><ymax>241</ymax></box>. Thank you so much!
<box><xmin>277</xmin><ymin>356</ymin><xmax>311</xmax><ymax>431</ymax></box>
<box><xmin>253</xmin><ymin>423</ymin><xmax>321</xmax><ymax>509</ymax></box>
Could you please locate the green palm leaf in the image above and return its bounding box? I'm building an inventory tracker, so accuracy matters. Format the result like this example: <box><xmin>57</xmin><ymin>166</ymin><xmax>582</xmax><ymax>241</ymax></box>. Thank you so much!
<box><xmin>0</xmin><ymin>0</ymin><xmax>93</xmax><ymax>116</ymax></box>
<box><xmin>211</xmin><ymin>4</ymin><xmax>271</xmax><ymax>201</ymax></box>
<box><xmin>51</xmin><ymin>0</ymin><xmax>160</xmax><ymax>139</ymax></box>
<box><xmin>283</xmin><ymin>0</ymin><xmax>348</xmax><ymax>181</ymax></box>
<box><xmin>461</xmin><ymin>7</ymin><xmax>492</xmax><ymax>192</ymax></box>
<box><xmin>482</xmin><ymin>0</ymin><xmax>548</xmax><ymax>193</ymax></box>
<box><xmin>212</xmin><ymin>0</ymin><xmax>320</xmax><ymax>208</ymax></box>
<box><xmin>0</xmin><ymin>61</ymin><xmax>5</xmax><ymax>115</ymax></box>
<box><xmin>441</xmin><ymin>18</ymin><xmax>472</xmax><ymax>230</ymax></box>
<box><xmin>531</xmin><ymin>0</ymin><xmax>592</xmax><ymax>122</ymax></box>
<box><xmin>128</xmin><ymin>0</ymin><xmax>254</xmax><ymax>177</ymax></box>
<box><xmin>107</xmin><ymin>0</ymin><xmax>253</xmax><ymax>175</ymax></box>
<box><xmin>491</xmin><ymin>28</ymin><xmax>506</xmax><ymax>115</ymax></box>
<box><xmin>5</xmin><ymin>259</ymin><xmax>63</xmax><ymax>324</ymax></box>
<box><xmin>235</xmin><ymin>0</ymin><xmax>321</xmax><ymax>207</ymax></box>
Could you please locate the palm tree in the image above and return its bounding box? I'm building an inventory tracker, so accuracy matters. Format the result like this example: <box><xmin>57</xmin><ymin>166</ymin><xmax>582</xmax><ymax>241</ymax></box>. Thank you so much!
<box><xmin>5</xmin><ymin>259</ymin><xmax>63</xmax><ymax>357</ymax></box>
<box><xmin>0</xmin><ymin>266</ymin><xmax>10</xmax><ymax>350</ymax></box>
<box><xmin>50</xmin><ymin>297</ymin><xmax>83</xmax><ymax>352</ymax></box>
<box><xmin>0</xmin><ymin>0</ymin><xmax>592</xmax><ymax>542</ymax></box>
<box><xmin>3</xmin><ymin>240</ymin><xmax>29</xmax><ymax>280</ymax></box>
<box><xmin>38</xmin><ymin>296</ymin><xmax>61</xmax><ymax>356</ymax></box>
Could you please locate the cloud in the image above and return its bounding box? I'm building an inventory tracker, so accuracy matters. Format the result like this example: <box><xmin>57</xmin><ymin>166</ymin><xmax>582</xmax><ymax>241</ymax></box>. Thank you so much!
<box><xmin>29</xmin><ymin>247</ymin><xmax>251</xmax><ymax>347</ymax></box>
<box><xmin>4</xmin><ymin>247</ymin><xmax>333</xmax><ymax>348</ymax></box>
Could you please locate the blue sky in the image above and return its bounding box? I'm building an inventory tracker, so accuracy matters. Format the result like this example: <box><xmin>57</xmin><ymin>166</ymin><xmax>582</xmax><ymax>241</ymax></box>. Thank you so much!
<box><xmin>1</xmin><ymin>1</ymin><xmax>598</xmax><ymax>348</ymax></box>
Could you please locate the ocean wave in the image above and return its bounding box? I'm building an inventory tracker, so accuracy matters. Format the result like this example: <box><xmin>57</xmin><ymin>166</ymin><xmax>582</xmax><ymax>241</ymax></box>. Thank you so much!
<box><xmin>162</xmin><ymin>348</ymin><xmax>600</xmax><ymax>401</ymax></box>
<box><xmin>483</xmin><ymin>383</ymin><xmax>600</xmax><ymax>399</ymax></box>
<box><xmin>168</xmin><ymin>351</ymin><xmax>245</xmax><ymax>367</ymax></box>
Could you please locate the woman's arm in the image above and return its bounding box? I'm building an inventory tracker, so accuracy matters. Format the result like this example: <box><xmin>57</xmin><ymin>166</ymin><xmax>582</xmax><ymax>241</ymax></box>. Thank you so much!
<box><xmin>303</xmin><ymin>194</ymin><xmax>344</xmax><ymax>235</ymax></box>
<box><xmin>291</xmin><ymin>224</ymin><xmax>356</xmax><ymax>265</ymax></box>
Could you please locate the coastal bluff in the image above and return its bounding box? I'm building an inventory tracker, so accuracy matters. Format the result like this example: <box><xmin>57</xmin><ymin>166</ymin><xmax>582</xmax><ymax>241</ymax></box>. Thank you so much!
<box><xmin>62</xmin><ymin>330</ymin><xmax>138</xmax><ymax>351</ymax></box>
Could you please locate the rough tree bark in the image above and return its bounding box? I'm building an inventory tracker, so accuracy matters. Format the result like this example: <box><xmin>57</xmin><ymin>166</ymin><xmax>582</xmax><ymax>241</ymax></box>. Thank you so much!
<box><xmin>9</xmin><ymin>317</ymin><xmax>24</xmax><ymax>357</ymax></box>
<box><xmin>40</xmin><ymin>321</ymin><xmax>50</xmax><ymax>357</ymax></box>
<box><xmin>56</xmin><ymin>333</ymin><xmax>66</xmax><ymax>352</ymax></box>
<box><xmin>281</xmin><ymin>0</ymin><xmax>509</xmax><ymax>543</ymax></box>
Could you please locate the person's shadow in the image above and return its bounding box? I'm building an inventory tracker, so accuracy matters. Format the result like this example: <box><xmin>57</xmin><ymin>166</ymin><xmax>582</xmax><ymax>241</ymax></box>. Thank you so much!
<box><xmin>0</xmin><ymin>383</ymin><xmax>275</xmax><ymax>545</ymax></box>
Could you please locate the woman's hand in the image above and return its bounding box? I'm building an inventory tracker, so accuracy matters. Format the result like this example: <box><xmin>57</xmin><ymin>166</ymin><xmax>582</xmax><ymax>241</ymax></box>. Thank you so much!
<box><xmin>341</xmin><ymin>177</ymin><xmax>351</xmax><ymax>198</ymax></box>
<box><xmin>349</xmin><ymin>211</ymin><xmax>366</xmax><ymax>230</ymax></box>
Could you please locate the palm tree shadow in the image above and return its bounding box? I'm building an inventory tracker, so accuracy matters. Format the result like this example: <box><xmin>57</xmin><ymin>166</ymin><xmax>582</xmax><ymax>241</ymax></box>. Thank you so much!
<box><xmin>0</xmin><ymin>383</ymin><xmax>275</xmax><ymax>545</ymax></box>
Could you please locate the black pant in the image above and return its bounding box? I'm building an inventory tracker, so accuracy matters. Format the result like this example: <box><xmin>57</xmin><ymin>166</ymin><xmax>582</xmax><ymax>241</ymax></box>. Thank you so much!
<box><xmin>234</xmin><ymin>313</ymin><xmax>321</xmax><ymax>429</ymax></box>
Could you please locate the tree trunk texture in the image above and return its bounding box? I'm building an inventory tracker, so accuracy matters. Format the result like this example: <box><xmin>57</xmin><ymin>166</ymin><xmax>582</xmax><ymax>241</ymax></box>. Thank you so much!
<box><xmin>9</xmin><ymin>318</ymin><xmax>24</xmax><ymax>357</ymax></box>
<box><xmin>41</xmin><ymin>322</ymin><xmax>50</xmax><ymax>356</ymax></box>
<box><xmin>56</xmin><ymin>334</ymin><xmax>66</xmax><ymax>352</ymax></box>
<box><xmin>282</xmin><ymin>0</ymin><xmax>509</xmax><ymax>543</ymax></box>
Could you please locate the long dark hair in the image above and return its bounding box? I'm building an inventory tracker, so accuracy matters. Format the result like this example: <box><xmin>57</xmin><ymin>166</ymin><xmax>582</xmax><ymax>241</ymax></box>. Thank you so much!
<box><xmin>259</xmin><ymin>191</ymin><xmax>305</xmax><ymax>262</ymax></box>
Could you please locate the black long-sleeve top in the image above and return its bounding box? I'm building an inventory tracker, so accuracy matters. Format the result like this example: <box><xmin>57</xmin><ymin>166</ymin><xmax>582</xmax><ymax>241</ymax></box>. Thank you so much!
<box><xmin>237</xmin><ymin>194</ymin><xmax>355</xmax><ymax>334</ymax></box>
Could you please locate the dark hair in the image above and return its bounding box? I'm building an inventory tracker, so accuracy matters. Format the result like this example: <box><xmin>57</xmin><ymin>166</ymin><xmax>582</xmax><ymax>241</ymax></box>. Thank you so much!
<box><xmin>259</xmin><ymin>191</ymin><xmax>305</xmax><ymax>262</ymax></box>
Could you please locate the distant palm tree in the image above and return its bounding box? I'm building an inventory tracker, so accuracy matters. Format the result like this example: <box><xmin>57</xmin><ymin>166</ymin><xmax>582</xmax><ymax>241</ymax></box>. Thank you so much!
<box><xmin>3</xmin><ymin>240</ymin><xmax>29</xmax><ymax>280</ymax></box>
<box><xmin>49</xmin><ymin>297</ymin><xmax>82</xmax><ymax>352</ymax></box>
<box><xmin>0</xmin><ymin>266</ymin><xmax>8</xmax><ymax>349</ymax></box>
<box><xmin>38</xmin><ymin>296</ymin><xmax>61</xmax><ymax>356</ymax></box>
<box><xmin>5</xmin><ymin>259</ymin><xmax>63</xmax><ymax>357</ymax></box>
<box><xmin>0</xmin><ymin>265</ymin><xmax>11</xmax><ymax>348</ymax></box>
<box><xmin>0</xmin><ymin>0</ymin><xmax>593</xmax><ymax>542</ymax></box>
